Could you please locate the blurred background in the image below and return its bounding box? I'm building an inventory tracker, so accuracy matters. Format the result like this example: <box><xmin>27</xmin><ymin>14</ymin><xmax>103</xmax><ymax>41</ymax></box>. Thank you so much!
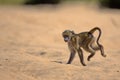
<box><xmin>0</xmin><ymin>0</ymin><xmax>120</xmax><ymax>9</ymax></box>
<box><xmin>0</xmin><ymin>0</ymin><xmax>120</xmax><ymax>80</ymax></box>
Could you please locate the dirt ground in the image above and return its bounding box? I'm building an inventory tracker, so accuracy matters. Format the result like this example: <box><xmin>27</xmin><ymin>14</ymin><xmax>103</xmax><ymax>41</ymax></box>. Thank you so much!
<box><xmin>0</xmin><ymin>4</ymin><xmax>120</xmax><ymax>80</ymax></box>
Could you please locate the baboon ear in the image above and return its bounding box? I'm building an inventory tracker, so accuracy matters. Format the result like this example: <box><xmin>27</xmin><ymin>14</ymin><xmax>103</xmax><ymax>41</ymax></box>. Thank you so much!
<box><xmin>71</xmin><ymin>31</ymin><xmax>75</xmax><ymax>34</ymax></box>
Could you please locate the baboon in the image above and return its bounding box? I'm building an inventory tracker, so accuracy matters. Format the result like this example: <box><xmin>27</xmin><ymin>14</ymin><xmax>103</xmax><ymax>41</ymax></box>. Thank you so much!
<box><xmin>62</xmin><ymin>27</ymin><xmax>106</xmax><ymax>66</ymax></box>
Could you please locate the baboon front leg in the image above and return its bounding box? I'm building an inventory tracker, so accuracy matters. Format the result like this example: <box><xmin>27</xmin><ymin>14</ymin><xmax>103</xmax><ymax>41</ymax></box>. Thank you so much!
<box><xmin>67</xmin><ymin>51</ymin><xmax>76</xmax><ymax>64</ymax></box>
<box><xmin>77</xmin><ymin>48</ymin><xmax>86</xmax><ymax>66</ymax></box>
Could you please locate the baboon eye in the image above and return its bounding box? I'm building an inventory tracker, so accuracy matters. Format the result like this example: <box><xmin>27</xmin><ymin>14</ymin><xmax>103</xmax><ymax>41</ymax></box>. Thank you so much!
<box><xmin>64</xmin><ymin>35</ymin><xmax>68</xmax><ymax>37</ymax></box>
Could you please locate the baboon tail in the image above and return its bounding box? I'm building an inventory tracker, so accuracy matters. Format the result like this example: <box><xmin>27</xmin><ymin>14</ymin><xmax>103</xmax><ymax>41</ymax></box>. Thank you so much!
<box><xmin>89</xmin><ymin>27</ymin><xmax>102</xmax><ymax>46</ymax></box>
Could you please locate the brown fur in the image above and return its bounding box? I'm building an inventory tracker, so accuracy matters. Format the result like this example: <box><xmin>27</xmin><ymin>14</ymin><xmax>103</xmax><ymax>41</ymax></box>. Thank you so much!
<box><xmin>62</xmin><ymin>27</ymin><xmax>106</xmax><ymax>66</ymax></box>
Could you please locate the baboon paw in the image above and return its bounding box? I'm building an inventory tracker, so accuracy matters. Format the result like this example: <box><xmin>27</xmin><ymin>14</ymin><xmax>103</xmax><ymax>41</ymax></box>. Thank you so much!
<box><xmin>87</xmin><ymin>58</ymin><xmax>91</xmax><ymax>61</ymax></box>
<box><xmin>103</xmin><ymin>55</ymin><xmax>107</xmax><ymax>57</ymax></box>
<box><xmin>67</xmin><ymin>62</ymin><xmax>71</xmax><ymax>64</ymax></box>
<box><xmin>83</xmin><ymin>64</ymin><xmax>87</xmax><ymax>66</ymax></box>
<box><xmin>88</xmin><ymin>60</ymin><xmax>90</xmax><ymax>61</ymax></box>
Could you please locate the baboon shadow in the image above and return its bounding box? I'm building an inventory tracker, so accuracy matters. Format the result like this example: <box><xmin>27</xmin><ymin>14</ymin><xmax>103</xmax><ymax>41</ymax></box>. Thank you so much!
<box><xmin>52</xmin><ymin>61</ymin><xmax>63</xmax><ymax>64</ymax></box>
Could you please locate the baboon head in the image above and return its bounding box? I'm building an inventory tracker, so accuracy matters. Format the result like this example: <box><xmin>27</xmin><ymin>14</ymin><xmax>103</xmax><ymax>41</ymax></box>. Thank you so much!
<box><xmin>62</xmin><ymin>30</ymin><xmax>75</xmax><ymax>42</ymax></box>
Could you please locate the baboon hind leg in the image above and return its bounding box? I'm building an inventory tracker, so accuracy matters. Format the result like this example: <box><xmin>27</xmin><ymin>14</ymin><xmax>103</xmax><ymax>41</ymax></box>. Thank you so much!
<box><xmin>84</xmin><ymin>38</ymin><xmax>96</xmax><ymax>61</ymax></box>
<box><xmin>87</xmin><ymin>47</ymin><xmax>95</xmax><ymax>61</ymax></box>
<box><xmin>92</xmin><ymin>43</ymin><xmax>106</xmax><ymax>57</ymax></box>
<box><xmin>99</xmin><ymin>44</ymin><xmax>106</xmax><ymax>57</ymax></box>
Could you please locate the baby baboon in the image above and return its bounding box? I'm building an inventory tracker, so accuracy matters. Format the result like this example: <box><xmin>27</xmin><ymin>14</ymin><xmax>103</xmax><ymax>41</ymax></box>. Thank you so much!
<box><xmin>62</xmin><ymin>27</ymin><xmax>106</xmax><ymax>66</ymax></box>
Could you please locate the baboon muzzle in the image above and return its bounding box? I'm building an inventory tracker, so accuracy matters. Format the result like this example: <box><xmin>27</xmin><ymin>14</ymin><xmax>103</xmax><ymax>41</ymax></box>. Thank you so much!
<box><xmin>64</xmin><ymin>37</ymin><xmax>69</xmax><ymax>42</ymax></box>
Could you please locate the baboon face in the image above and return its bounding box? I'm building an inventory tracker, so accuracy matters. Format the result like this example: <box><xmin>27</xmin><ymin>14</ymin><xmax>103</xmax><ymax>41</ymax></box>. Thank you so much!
<box><xmin>62</xmin><ymin>30</ymin><xmax>74</xmax><ymax>42</ymax></box>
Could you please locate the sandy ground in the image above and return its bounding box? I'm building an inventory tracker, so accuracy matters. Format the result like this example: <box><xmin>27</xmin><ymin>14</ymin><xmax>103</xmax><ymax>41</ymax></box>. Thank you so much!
<box><xmin>0</xmin><ymin>4</ymin><xmax>120</xmax><ymax>80</ymax></box>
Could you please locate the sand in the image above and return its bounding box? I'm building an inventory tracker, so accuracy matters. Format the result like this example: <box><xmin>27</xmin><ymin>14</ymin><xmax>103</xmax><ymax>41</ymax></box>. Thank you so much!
<box><xmin>0</xmin><ymin>4</ymin><xmax>120</xmax><ymax>80</ymax></box>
